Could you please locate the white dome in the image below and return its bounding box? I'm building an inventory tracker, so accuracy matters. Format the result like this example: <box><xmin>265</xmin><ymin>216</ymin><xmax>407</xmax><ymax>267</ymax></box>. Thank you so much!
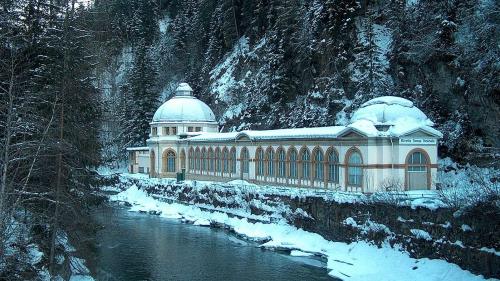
<box><xmin>350</xmin><ymin>96</ymin><xmax>433</xmax><ymax>126</ymax></box>
<box><xmin>152</xmin><ymin>83</ymin><xmax>216</xmax><ymax>123</ymax></box>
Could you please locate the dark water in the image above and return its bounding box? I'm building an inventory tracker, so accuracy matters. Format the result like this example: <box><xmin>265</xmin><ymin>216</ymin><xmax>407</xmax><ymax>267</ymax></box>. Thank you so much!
<box><xmin>93</xmin><ymin>206</ymin><xmax>333</xmax><ymax>281</ymax></box>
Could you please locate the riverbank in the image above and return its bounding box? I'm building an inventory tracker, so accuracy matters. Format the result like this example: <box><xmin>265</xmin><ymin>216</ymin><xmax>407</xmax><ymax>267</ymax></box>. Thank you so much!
<box><xmin>104</xmin><ymin>173</ymin><xmax>499</xmax><ymax>281</ymax></box>
<box><xmin>91</xmin><ymin>204</ymin><xmax>331</xmax><ymax>280</ymax></box>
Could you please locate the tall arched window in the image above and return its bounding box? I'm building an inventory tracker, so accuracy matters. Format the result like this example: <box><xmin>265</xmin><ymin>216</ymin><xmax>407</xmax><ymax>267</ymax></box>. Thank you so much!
<box><xmin>240</xmin><ymin>147</ymin><xmax>249</xmax><ymax>174</ymax></box>
<box><xmin>215</xmin><ymin>148</ymin><xmax>221</xmax><ymax>172</ymax></box>
<box><xmin>313</xmin><ymin>149</ymin><xmax>324</xmax><ymax>181</ymax></box>
<box><xmin>166</xmin><ymin>151</ymin><xmax>176</xmax><ymax>173</ymax></box>
<box><xmin>208</xmin><ymin>148</ymin><xmax>214</xmax><ymax>172</ymax></box>
<box><xmin>266</xmin><ymin>147</ymin><xmax>275</xmax><ymax>177</ymax></box>
<box><xmin>188</xmin><ymin>148</ymin><xmax>194</xmax><ymax>172</ymax></box>
<box><xmin>201</xmin><ymin>148</ymin><xmax>207</xmax><ymax>173</ymax></box>
<box><xmin>195</xmin><ymin>148</ymin><xmax>201</xmax><ymax>172</ymax></box>
<box><xmin>327</xmin><ymin>149</ymin><xmax>339</xmax><ymax>183</ymax></box>
<box><xmin>347</xmin><ymin>150</ymin><xmax>363</xmax><ymax>186</ymax></box>
<box><xmin>301</xmin><ymin>148</ymin><xmax>311</xmax><ymax>180</ymax></box>
<box><xmin>230</xmin><ymin>147</ymin><xmax>236</xmax><ymax>174</ymax></box>
<box><xmin>255</xmin><ymin>148</ymin><xmax>264</xmax><ymax>176</ymax></box>
<box><xmin>277</xmin><ymin>148</ymin><xmax>286</xmax><ymax>178</ymax></box>
<box><xmin>180</xmin><ymin>149</ymin><xmax>186</xmax><ymax>170</ymax></box>
<box><xmin>407</xmin><ymin>150</ymin><xmax>429</xmax><ymax>190</ymax></box>
<box><xmin>222</xmin><ymin>148</ymin><xmax>229</xmax><ymax>173</ymax></box>
<box><xmin>288</xmin><ymin>148</ymin><xmax>298</xmax><ymax>179</ymax></box>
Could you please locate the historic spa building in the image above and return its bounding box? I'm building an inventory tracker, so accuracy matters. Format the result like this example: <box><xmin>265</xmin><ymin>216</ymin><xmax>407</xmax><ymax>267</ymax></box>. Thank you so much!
<box><xmin>127</xmin><ymin>83</ymin><xmax>442</xmax><ymax>192</ymax></box>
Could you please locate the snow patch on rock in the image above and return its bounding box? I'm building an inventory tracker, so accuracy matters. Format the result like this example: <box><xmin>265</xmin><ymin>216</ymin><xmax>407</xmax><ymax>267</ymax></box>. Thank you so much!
<box><xmin>410</xmin><ymin>229</ymin><xmax>433</xmax><ymax>241</ymax></box>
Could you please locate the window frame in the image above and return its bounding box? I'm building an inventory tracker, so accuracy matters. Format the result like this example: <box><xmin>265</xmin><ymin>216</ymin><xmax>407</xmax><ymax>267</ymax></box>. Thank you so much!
<box><xmin>327</xmin><ymin>149</ymin><xmax>339</xmax><ymax>183</ymax></box>
<box><xmin>346</xmin><ymin>150</ymin><xmax>363</xmax><ymax>187</ymax></box>
<box><xmin>288</xmin><ymin>148</ymin><xmax>298</xmax><ymax>179</ymax></box>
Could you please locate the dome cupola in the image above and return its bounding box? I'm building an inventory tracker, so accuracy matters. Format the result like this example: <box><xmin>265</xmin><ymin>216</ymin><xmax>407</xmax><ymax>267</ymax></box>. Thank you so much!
<box><xmin>350</xmin><ymin>96</ymin><xmax>433</xmax><ymax>126</ymax></box>
<box><xmin>152</xmin><ymin>83</ymin><xmax>216</xmax><ymax>123</ymax></box>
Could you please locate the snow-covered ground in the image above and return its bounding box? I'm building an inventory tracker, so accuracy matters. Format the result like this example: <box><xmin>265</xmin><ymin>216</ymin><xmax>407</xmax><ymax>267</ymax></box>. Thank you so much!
<box><xmin>0</xmin><ymin>217</ymin><xmax>94</xmax><ymax>281</ymax></box>
<box><xmin>437</xmin><ymin>157</ymin><xmax>499</xmax><ymax>208</ymax></box>
<box><xmin>108</xmin><ymin>184</ymin><xmax>496</xmax><ymax>281</ymax></box>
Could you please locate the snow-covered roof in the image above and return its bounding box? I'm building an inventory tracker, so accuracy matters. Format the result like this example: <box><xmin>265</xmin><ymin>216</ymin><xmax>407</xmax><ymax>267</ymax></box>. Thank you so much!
<box><xmin>186</xmin><ymin>121</ymin><xmax>441</xmax><ymax>143</ymax></box>
<box><xmin>386</xmin><ymin>120</ymin><xmax>443</xmax><ymax>138</ymax></box>
<box><xmin>188</xmin><ymin>127</ymin><xmax>349</xmax><ymax>142</ymax></box>
<box><xmin>351</xmin><ymin>96</ymin><xmax>433</xmax><ymax>126</ymax></box>
<box><xmin>238</xmin><ymin>126</ymin><xmax>347</xmax><ymax>141</ymax></box>
<box><xmin>126</xmin><ymin>147</ymin><xmax>149</xmax><ymax>151</ymax></box>
<box><xmin>185</xmin><ymin>132</ymin><xmax>240</xmax><ymax>142</ymax></box>
<box><xmin>152</xmin><ymin>83</ymin><xmax>216</xmax><ymax>123</ymax></box>
<box><xmin>349</xmin><ymin>96</ymin><xmax>441</xmax><ymax>137</ymax></box>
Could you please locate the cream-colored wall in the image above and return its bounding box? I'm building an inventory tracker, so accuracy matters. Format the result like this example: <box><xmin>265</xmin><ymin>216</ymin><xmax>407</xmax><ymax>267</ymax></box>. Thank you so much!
<box><xmin>137</xmin><ymin>154</ymin><xmax>149</xmax><ymax>171</ymax></box>
<box><xmin>128</xmin><ymin>150</ymin><xmax>150</xmax><ymax>174</ymax></box>
<box><xmin>135</xmin><ymin>135</ymin><xmax>439</xmax><ymax>192</ymax></box>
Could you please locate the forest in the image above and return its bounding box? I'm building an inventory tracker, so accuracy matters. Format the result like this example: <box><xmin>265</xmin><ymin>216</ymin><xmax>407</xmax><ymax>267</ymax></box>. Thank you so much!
<box><xmin>0</xmin><ymin>0</ymin><xmax>498</xmax><ymax>279</ymax></box>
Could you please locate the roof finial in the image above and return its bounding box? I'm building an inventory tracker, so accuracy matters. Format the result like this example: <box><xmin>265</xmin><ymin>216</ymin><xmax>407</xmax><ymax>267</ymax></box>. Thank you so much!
<box><xmin>176</xmin><ymin>83</ymin><xmax>193</xmax><ymax>97</ymax></box>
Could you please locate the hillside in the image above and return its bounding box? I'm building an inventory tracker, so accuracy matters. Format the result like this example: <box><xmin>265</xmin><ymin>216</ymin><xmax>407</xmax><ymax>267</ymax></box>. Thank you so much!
<box><xmin>91</xmin><ymin>0</ymin><xmax>499</xmax><ymax>165</ymax></box>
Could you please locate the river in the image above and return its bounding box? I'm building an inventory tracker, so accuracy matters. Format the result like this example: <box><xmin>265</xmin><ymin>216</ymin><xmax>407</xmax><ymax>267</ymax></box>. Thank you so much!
<box><xmin>92</xmin><ymin>205</ymin><xmax>333</xmax><ymax>281</ymax></box>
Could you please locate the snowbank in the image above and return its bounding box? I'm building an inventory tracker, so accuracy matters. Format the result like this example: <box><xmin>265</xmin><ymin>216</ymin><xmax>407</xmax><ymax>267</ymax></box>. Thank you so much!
<box><xmin>438</xmin><ymin>158</ymin><xmax>499</xmax><ymax>208</ymax></box>
<box><xmin>109</xmin><ymin>185</ymin><xmax>494</xmax><ymax>281</ymax></box>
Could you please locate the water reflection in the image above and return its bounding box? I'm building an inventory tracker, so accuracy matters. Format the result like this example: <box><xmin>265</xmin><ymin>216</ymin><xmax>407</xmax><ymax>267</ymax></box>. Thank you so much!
<box><xmin>93</xmin><ymin>206</ymin><xmax>333</xmax><ymax>281</ymax></box>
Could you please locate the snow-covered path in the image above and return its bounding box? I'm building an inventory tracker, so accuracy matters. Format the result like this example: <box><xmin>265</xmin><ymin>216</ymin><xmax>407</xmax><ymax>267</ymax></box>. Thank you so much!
<box><xmin>110</xmin><ymin>185</ymin><xmax>496</xmax><ymax>281</ymax></box>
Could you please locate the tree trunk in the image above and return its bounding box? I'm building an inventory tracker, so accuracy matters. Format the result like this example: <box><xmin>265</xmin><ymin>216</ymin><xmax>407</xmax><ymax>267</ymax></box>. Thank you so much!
<box><xmin>0</xmin><ymin>55</ymin><xmax>16</xmax><ymax>257</ymax></box>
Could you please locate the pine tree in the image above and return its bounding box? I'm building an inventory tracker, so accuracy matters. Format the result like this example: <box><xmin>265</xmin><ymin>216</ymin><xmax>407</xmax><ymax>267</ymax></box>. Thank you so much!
<box><xmin>0</xmin><ymin>0</ymin><xmax>101</xmax><ymax>274</ymax></box>
<box><xmin>350</xmin><ymin>2</ymin><xmax>394</xmax><ymax>99</ymax></box>
<box><xmin>120</xmin><ymin>40</ymin><xmax>159</xmax><ymax>148</ymax></box>
<box><xmin>221</xmin><ymin>0</ymin><xmax>240</xmax><ymax>49</ymax></box>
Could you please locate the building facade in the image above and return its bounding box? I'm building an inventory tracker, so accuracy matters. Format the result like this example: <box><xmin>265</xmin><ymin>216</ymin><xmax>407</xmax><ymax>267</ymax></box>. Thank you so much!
<box><xmin>127</xmin><ymin>83</ymin><xmax>442</xmax><ymax>193</ymax></box>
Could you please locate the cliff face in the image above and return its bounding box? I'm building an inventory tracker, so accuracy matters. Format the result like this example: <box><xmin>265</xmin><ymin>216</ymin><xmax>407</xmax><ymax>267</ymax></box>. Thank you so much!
<box><xmin>93</xmin><ymin>0</ymin><xmax>499</xmax><ymax>164</ymax></box>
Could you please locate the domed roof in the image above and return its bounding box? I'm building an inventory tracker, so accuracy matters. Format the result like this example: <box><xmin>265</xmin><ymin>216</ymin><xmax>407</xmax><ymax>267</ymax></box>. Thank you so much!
<box><xmin>152</xmin><ymin>83</ymin><xmax>216</xmax><ymax>123</ymax></box>
<box><xmin>350</xmin><ymin>96</ymin><xmax>433</xmax><ymax>126</ymax></box>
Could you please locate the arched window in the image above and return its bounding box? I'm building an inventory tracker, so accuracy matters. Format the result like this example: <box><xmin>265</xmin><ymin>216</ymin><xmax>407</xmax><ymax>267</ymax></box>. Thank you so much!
<box><xmin>313</xmin><ymin>149</ymin><xmax>324</xmax><ymax>180</ymax></box>
<box><xmin>289</xmin><ymin>148</ymin><xmax>298</xmax><ymax>179</ymax></box>
<box><xmin>255</xmin><ymin>148</ymin><xmax>264</xmax><ymax>176</ymax></box>
<box><xmin>301</xmin><ymin>148</ymin><xmax>311</xmax><ymax>180</ymax></box>
<box><xmin>347</xmin><ymin>150</ymin><xmax>363</xmax><ymax>186</ymax></box>
<box><xmin>407</xmin><ymin>150</ymin><xmax>429</xmax><ymax>190</ymax></box>
<box><xmin>240</xmin><ymin>147</ymin><xmax>249</xmax><ymax>174</ymax></box>
<box><xmin>222</xmin><ymin>148</ymin><xmax>229</xmax><ymax>173</ymax></box>
<box><xmin>201</xmin><ymin>148</ymin><xmax>207</xmax><ymax>172</ymax></box>
<box><xmin>195</xmin><ymin>148</ymin><xmax>201</xmax><ymax>172</ymax></box>
<box><xmin>327</xmin><ymin>149</ymin><xmax>339</xmax><ymax>183</ymax></box>
<box><xmin>188</xmin><ymin>148</ymin><xmax>194</xmax><ymax>172</ymax></box>
<box><xmin>180</xmin><ymin>149</ymin><xmax>186</xmax><ymax>170</ymax></box>
<box><xmin>208</xmin><ymin>148</ymin><xmax>214</xmax><ymax>172</ymax></box>
<box><xmin>230</xmin><ymin>147</ymin><xmax>236</xmax><ymax>174</ymax></box>
<box><xmin>215</xmin><ymin>148</ymin><xmax>221</xmax><ymax>172</ymax></box>
<box><xmin>166</xmin><ymin>151</ymin><xmax>176</xmax><ymax>173</ymax></box>
<box><xmin>277</xmin><ymin>148</ymin><xmax>286</xmax><ymax>177</ymax></box>
<box><xmin>266</xmin><ymin>147</ymin><xmax>275</xmax><ymax>177</ymax></box>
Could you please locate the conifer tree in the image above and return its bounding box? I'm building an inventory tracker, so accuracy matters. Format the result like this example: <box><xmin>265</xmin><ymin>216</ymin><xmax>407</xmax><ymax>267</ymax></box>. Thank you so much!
<box><xmin>120</xmin><ymin>40</ymin><xmax>159</xmax><ymax>148</ymax></box>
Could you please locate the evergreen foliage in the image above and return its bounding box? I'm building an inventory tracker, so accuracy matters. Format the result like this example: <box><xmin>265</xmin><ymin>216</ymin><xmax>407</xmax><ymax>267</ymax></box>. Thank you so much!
<box><xmin>0</xmin><ymin>0</ymin><xmax>101</xmax><ymax>277</ymax></box>
<box><xmin>91</xmin><ymin>0</ymin><xmax>498</xmax><ymax>162</ymax></box>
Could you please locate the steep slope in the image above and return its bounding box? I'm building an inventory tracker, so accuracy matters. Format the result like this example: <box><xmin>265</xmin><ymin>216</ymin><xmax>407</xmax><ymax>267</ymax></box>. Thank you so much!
<box><xmin>92</xmin><ymin>0</ymin><xmax>499</xmax><ymax>164</ymax></box>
